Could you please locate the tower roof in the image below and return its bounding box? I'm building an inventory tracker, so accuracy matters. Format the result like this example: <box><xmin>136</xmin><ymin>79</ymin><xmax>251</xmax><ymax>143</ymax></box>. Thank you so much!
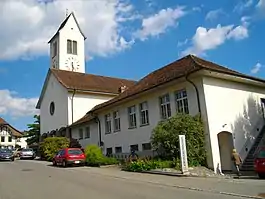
<box><xmin>48</xmin><ymin>12</ymin><xmax>86</xmax><ymax>44</ymax></box>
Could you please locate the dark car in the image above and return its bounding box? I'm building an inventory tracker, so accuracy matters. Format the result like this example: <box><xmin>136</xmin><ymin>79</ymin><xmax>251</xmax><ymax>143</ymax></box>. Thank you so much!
<box><xmin>0</xmin><ymin>149</ymin><xmax>15</xmax><ymax>161</ymax></box>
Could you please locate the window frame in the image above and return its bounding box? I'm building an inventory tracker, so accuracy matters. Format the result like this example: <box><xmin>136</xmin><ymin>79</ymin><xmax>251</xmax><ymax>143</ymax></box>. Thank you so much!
<box><xmin>78</xmin><ymin>128</ymin><xmax>83</xmax><ymax>140</ymax></box>
<box><xmin>128</xmin><ymin>105</ymin><xmax>137</xmax><ymax>129</ymax></box>
<box><xmin>113</xmin><ymin>110</ymin><xmax>121</xmax><ymax>132</ymax></box>
<box><xmin>105</xmin><ymin>113</ymin><xmax>112</xmax><ymax>134</ymax></box>
<box><xmin>85</xmin><ymin>126</ymin><xmax>90</xmax><ymax>139</ymax></box>
<box><xmin>175</xmin><ymin>89</ymin><xmax>189</xmax><ymax>114</ymax></box>
<box><xmin>139</xmin><ymin>101</ymin><xmax>149</xmax><ymax>126</ymax></box>
<box><xmin>159</xmin><ymin>93</ymin><xmax>171</xmax><ymax>119</ymax></box>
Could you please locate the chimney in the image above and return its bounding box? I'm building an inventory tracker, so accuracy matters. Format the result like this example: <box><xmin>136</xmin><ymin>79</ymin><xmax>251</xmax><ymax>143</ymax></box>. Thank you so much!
<box><xmin>119</xmin><ymin>85</ymin><xmax>127</xmax><ymax>93</ymax></box>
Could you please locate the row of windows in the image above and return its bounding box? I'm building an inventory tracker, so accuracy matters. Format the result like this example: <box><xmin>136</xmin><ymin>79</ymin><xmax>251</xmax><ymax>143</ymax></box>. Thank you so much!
<box><xmin>78</xmin><ymin>126</ymin><xmax>90</xmax><ymax>140</ymax></box>
<box><xmin>106</xmin><ymin>143</ymin><xmax>152</xmax><ymax>155</ymax></box>
<box><xmin>52</xmin><ymin>40</ymin><xmax>78</xmax><ymax>57</ymax></box>
<box><xmin>104</xmin><ymin>89</ymin><xmax>189</xmax><ymax>134</ymax></box>
<box><xmin>1</xmin><ymin>136</ymin><xmax>12</xmax><ymax>142</ymax></box>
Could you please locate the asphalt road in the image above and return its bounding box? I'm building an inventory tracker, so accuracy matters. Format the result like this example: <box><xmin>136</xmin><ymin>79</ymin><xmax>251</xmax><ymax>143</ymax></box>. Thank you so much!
<box><xmin>0</xmin><ymin>160</ymin><xmax>265</xmax><ymax>199</ymax></box>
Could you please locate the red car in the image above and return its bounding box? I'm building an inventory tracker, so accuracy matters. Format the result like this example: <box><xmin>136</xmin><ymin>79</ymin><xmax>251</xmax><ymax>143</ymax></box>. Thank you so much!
<box><xmin>254</xmin><ymin>147</ymin><xmax>265</xmax><ymax>179</ymax></box>
<box><xmin>52</xmin><ymin>148</ymin><xmax>86</xmax><ymax>167</ymax></box>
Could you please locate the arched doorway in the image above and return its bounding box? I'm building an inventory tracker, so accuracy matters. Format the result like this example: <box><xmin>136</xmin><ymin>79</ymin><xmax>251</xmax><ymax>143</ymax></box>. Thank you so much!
<box><xmin>217</xmin><ymin>131</ymin><xmax>234</xmax><ymax>171</ymax></box>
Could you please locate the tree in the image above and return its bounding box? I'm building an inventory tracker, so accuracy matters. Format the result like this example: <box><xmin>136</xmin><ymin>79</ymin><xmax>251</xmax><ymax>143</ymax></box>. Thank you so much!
<box><xmin>151</xmin><ymin>113</ymin><xmax>206</xmax><ymax>166</ymax></box>
<box><xmin>24</xmin><ymin>115</ymin><xmax>40</xmax><ymax>145</ymax></box>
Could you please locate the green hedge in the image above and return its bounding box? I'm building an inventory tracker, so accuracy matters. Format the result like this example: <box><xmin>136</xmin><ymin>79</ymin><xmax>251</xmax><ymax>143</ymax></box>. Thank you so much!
<box><xmin>123</xmin><ymin>158</ymin><xmax>181</xmax><ymax>172</ymax></box>
<box><xmin>84</xmin><ymin>145</ymin><xmax>118</xmax><ymax>166</ymax></box>
<box><xmin>40</xmin><ymin>137</ymin><xmax>69</xmax><ymax>161</ymax></box>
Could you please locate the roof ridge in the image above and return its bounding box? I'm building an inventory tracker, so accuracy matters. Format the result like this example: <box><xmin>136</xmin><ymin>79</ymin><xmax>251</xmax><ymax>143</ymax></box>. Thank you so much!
<box><xmin>51</xmin><ymin>69</ymin><xmax>137</xmax><ymax>82</ymax></box>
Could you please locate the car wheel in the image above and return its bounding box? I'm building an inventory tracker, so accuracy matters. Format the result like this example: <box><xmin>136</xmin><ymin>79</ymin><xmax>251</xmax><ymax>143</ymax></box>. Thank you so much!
<box><xmin>62</xmin><ymin>160</ymin><xmax>67</xmax><ymax>168</ymax></box>
<box><xmin>52</xmin><ymin>160</ymin><xmax>57</xmax><ymax>166</ymax></box>
<box><xmin>258</xmin><ymin>173</ymin><xmax>265</xmax><ymax>179</ymax></box>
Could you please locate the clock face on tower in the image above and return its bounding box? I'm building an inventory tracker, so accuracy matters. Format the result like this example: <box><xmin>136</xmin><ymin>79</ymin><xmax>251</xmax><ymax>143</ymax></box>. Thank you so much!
<box><xmin>65</xmin><ymin>56</ymin><xmax>80</xmax><ymax>72</ymax></box>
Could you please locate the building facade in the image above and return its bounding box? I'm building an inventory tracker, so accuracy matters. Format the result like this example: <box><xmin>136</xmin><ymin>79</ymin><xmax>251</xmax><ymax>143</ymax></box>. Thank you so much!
<box><xmin>69</xmin><ymin>56</ymin><xmax>265</xmax><ymax>172</ymax></box>
<box><xmin>0</xmin><ymin>118</ymin><xmax>27</xmax><ymax>149</ymax></box>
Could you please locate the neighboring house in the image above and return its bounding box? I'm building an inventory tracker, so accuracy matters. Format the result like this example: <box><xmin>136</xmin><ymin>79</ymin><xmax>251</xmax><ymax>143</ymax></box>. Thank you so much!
<box><xmin>0</xmin><ymin>117</ymin><xmax>27</xmax><ymax>149</ymax></box>
<box><xmin>69</xmin><ymin>55</ymin><xmax>265</xmax><ymax>173</ymax></box>
<box><xmin>37</xmin><ymin>12</ymin><xmax>136</xmax><ymax>139</ymax></box>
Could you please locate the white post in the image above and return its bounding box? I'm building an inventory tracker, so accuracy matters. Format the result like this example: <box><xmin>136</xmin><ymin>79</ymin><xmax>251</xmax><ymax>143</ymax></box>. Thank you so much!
<box><xmin>179</xmin><ymin>135</ymin><xmax>189</xmax><ymax>174</ymax></box>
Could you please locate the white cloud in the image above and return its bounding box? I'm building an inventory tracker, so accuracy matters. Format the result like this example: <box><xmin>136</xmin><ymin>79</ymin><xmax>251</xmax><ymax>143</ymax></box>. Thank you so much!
<box><xmin>256</xmin><ymin>0</ymin><xmax>265</xmax><ymax>9</ymax></box>
<box><xmin>0</xmin><ymin>90</ymin><xmax>39</xmax><ymax>117</ymax></box>
<box><xmin>182</xmin><ymin>24</ymin><xmax>249</xmax><ymax>56</ymax></box>
<box><xmin>205</xmin><ymin>9</ymin><xmax>225</xmax><ymax>21</ymax></box>
<box><xmin>251</xmin><ymin>63</ymin><xmax>263</xmax><ymax>74</ymax></box>
<box><xmin>234</xmin><ymin>0</ymin><xmax>254</xmax><ymax>12</ymax></box>
<box><xmin>227</xmin><ymin>25</ymin><xmax>248</xmax><ymax>40</ymax></box>
<box><xmin>0</xmin><ymin>0</ymin><xmax>138</xmax><ymax>60</ymax></box>
<box><xmin>134</xmin><ymin>7</ymin><xmax>186</xmax><ymax>41</ymax></box>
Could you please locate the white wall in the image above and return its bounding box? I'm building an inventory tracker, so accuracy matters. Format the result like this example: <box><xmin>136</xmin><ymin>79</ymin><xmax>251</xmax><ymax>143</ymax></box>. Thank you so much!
<box><xmin>67</xmin><ymin>92</ymin><xmax>115</xmax><ymax>124</ymax></box>
<box><xmin>58</xmin><ymin>15</ymin><xmax>85</xmax><ymax>73</ymax></box>
<box><xmin>40</xmin><ymin>74</ymin><xmax>69</xmax><ymax>134</ymax></box>
<box><xmin>71</xmin><ymin>122</ymin><xmax>99</xmax><ymax>148</ymax></box>
<box><xmin>202</xmin><ymin>76</ymin><xmax>265</xmax><ymax>171</ymax></box>
<box><xmin>96</xmin><ymin>79</ymin><xmax>201</xmax><ymax>155</ymax></box>
<box><xmin>0</xmin><ymin>128</ymin><xmax>21</xmax><ymax>148</ymax></box>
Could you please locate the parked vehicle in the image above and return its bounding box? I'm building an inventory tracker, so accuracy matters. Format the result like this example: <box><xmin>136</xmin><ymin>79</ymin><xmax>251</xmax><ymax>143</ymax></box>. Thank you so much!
<box><xmin>13</xmin><ymin>148</ymin><xmax>23</xmax><ymax>157</ymax></box>
<box><xmin>53</xmin><ymin>148</ymin><xmax>86</xmax><ymax>167</ymax></box>
<box><xmin>20</xmin><ymin>148</ymin><xmax>36</xmax><ymax>160</ymax></box>
<box><xmin>0</xmin><ymin>149</ymin><xmax>15</xmax><ymax>161</ymax></box>
<box><xmin>254</xmin><ymin>147</ymin><xmax>265</xmax><ymax>179</ymax></box>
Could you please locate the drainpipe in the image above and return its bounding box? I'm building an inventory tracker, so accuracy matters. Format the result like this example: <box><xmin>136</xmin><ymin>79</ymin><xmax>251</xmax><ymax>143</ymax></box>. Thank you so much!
<box><xmin>71</xmin><ymin>89</ymin><xmax>76</xmax><ymax>124</ymax></box>
<box><xmin>94</xmin><ymin>116</ymin><xmax>103</xmax><ymax>149</ymax></box>
<box><xmin>185</xmin><ymin>65</ymin><xmax>201</xmax><ymax>117</ymax></box>
<box><xmin>70</xmin><ymin>89</ymin><xmax>76</xmax><ymax>139</ymax></box>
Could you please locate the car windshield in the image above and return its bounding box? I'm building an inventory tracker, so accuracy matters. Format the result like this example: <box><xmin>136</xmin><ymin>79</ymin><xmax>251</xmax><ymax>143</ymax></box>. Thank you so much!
<box><xmin>0</xmin><ymin>149</ymin><xmax>12</xmax><ymax>153</ymax></box>
<box><xmin>68</xmin><ymin>149</ymin><xmax>83</xmax><ymax>155</ymax></box>
<box><xmin>22</xmin><ymin>149</ymin><xmax>33</xmax><ymax>152</ymax></box>
<box><xmin>257</xmin><ymin>150</ymin><xmax>265</xmax><ymax>158</ymax></box>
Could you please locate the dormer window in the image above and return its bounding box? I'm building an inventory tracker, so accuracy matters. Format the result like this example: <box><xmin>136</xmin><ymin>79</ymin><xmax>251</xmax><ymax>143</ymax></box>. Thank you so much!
<box><xmin>53</xmin><ymin>41</ymin><xmax>57</xmax><ymax>57</ymax></box>
<box><xmin>67</xmin><ymin>39</ymin><xmax>77</xmax><ymax>55</ymax></box>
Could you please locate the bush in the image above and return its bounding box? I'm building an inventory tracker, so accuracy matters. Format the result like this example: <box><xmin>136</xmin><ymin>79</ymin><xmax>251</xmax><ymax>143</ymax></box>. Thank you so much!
<box><xmin>151</xmin><ymin>113</ymin><xmax>206</xmax><ymax>167</ymax></box>
<box><xmin>84</xmin><ymin>145</ymin><xmax>119</xmax><ymax>166</ymax></box>
<box><xmin>40</xmin><ymin>137</ymin><xmax>69</xmax><ymax>161</ymax></box>
<box><xmin>123</xmin><ymin>158</ymin><xmax>180</xmax><ymax>172</ymax></box>
<box><xmin>101</xmin><ymin>157</ymin><xmax>119</xmax><ymax>165</ymax></box>
<box><xmin>84</xmin><ymin>145</ymin><xmax>104</xmax><ymax>166</ymax></box>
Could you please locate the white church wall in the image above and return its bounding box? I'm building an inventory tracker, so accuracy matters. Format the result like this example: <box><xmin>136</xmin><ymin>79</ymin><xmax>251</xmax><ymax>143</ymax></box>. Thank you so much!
<box><xmin>67</xmin><ymin>92</ymin><xmax>116</xmax><ymax>124</ymax></box>
<box><xmin>40</xmin><ymin>74</ymin><xmax>69</xmax><ymax>134</ymax></box>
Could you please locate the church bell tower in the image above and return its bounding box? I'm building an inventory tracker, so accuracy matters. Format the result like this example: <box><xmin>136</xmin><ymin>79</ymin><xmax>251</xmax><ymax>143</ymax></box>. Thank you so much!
<box><xmin>48</xmin><ymin>12</ymin><xmax>86</xmax><ymax>73</ymax></box>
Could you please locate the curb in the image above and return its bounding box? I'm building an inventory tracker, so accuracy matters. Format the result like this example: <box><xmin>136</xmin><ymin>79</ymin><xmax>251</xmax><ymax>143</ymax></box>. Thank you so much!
<box><xmin>140</xmin><ymin>170</ymin><xmax>190</xmax><ymax>177</ymax></box>
<box><xmin>91</xmin><ymin>170</ymin><xmax>264</xmax><ymax>199</ymax></box>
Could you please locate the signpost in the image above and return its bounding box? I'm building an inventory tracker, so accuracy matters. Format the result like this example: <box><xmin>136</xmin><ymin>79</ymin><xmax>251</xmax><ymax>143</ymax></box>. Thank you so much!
<box><xmin>179</xmin><ymin>135</ymin><xmax>189</xmax><ymax>174</ymax></box>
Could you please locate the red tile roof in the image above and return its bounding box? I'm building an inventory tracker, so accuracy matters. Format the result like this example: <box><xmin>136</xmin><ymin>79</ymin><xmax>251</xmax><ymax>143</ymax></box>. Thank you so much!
<box><xmin>90</xmin><ymin>54</ymin><xmax>265</xmax><ymax>113</ymax></box>
<box><xmin>51</xmin><ymin>69</ymin><xmax>137</xmax><ymax>94</ymax></box>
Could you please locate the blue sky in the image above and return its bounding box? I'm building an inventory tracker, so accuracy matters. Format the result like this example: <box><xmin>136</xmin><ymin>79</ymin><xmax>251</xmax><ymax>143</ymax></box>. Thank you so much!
<box><xmin>0</xmin><ymin>0</ymin><xmax>265</xmax><ymax>131</ymax></box>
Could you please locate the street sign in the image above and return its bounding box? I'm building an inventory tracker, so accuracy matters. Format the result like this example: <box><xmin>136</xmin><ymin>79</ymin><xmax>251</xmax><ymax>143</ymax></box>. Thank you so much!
<box><xmin>179</xmin><ymin>135</ymin><xmax>189</xmax><ymax>174</ymax></box>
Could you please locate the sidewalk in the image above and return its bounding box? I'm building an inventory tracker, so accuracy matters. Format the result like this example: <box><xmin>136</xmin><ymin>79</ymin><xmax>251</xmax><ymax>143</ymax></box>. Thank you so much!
<box><xmin>80</xmin><ymin>167</ymin><xmax>265</xmax><ymax>199</ymax></box>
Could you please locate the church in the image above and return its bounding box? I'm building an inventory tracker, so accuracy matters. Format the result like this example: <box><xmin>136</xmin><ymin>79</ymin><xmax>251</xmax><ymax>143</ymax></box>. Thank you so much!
<box><xmin>38</xmin><ymin>12</ymin><xmax>265</xmax><ymax>173</ymax></box>
<box><xmin>36</xmin><ymin>12</ymin><xmax>136</xmax><ymax>139</ymax></box>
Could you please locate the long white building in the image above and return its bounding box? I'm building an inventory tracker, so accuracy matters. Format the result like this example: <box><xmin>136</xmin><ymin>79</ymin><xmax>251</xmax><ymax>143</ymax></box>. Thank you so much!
<box><xmin>38</xmin><ymin>12</ymin><xmax>265</xmax><ymax>173</ymax></box>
